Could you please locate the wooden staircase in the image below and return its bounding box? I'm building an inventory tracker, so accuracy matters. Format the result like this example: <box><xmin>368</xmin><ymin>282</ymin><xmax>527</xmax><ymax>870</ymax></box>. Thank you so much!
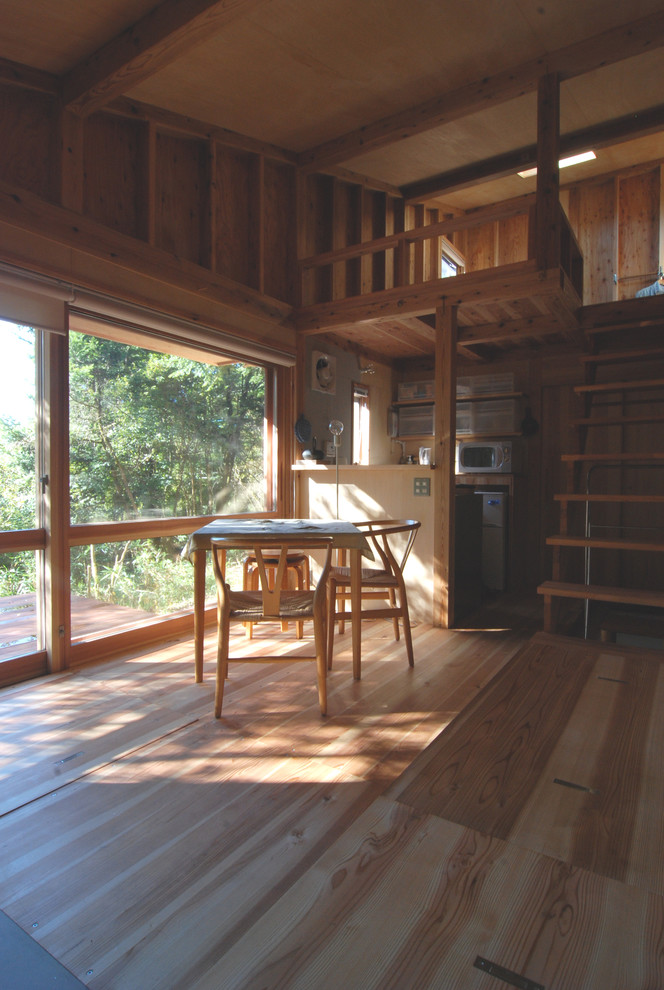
<box><xmin>538</xmin><ymin>323</ymin><xmax>664</xmax><ymax>640</ymax></box>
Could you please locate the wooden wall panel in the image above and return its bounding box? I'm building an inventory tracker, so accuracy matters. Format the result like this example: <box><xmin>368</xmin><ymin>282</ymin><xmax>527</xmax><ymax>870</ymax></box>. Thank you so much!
<box><xmin>214</xmin><ymin>147</ymin><xmax>259</xmax><ymax>289</ymax></box>
<box><xmin>263</xmin><ymin>159</ymin><xmax>296</xmax><ymax>303</ymax></box>
<box><xmin>301</xmin><ymin>174</ymin><xmax>333</xmax><ymax>305</ymax></box>
<box><xmin>372</xmin><ymin>192</ymin><xmax>388</xmax><ymax>291</ymax></box>
<box><xmin>0</xmin><ymin>86</ymin><xmax>57</xmax><ymax>201</ymax></box>
<box><xmin>345</xmin><ymin>184</ymin><xmax>362</xmax><ymax>298</ymax></box>
<box><xmin>155</xmin><ymin>133</ymin><xmax>209</xmax><ymax>268</ymax></box>
<box><xmin>567</xmin><ymin>179</ymin><xmax>616</xmax><ymax>305</ymax></box>
<box><xmin>497</xmin><ymin>214</ymin><xmax>528</xmax><ymax>266</ymax></box>
<box><xmin>83</xmin><ymin>114</ymin><xmax>148</xmax><ymax>240</ymax></box>
<box><xmin>618</xmin><ymin>168</ymin><xmax>660</xmax><ymax>300</ymax></box>
<box><xmin>457</xmin><ymin>222</ymin><xmax>496</xmax><ymax>273</ymax></box>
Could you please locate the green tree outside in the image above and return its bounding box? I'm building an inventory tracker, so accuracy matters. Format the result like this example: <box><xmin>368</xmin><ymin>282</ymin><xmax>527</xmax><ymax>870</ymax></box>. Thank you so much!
<box><xmin>1</xmin><ymin>326</ymin><xmax>267</xmax><ymax>613</ymax></box>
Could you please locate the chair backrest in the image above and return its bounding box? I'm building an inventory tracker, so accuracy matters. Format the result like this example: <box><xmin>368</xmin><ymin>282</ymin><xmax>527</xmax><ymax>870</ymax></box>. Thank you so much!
<box><xmin>353</xmin><ymin>519</ymin><xmax>421</xmax><ymax>576</ymax></box>
<box><xmin>211</xmin><ymin>536</ymin><xmax>333</xmax><ymax>617</ymax></box>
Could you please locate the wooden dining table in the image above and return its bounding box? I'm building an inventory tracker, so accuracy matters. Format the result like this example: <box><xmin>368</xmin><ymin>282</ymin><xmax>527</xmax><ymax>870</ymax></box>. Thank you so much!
<box><xmin>184</xmin><ymin>518</ymin><xmax>372</xmax><ymax>683</ymax></box>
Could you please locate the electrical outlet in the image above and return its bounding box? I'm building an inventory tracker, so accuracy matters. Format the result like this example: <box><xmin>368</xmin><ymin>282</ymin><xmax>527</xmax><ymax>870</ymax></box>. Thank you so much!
<box><xmin>413</xmin><ymin>477</ymin><xmax>430</xmax><ymax>496</ymax></box>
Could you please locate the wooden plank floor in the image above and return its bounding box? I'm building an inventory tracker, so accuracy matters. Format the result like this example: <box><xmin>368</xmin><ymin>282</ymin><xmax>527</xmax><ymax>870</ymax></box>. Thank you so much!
<box><xmin>3</xmin><ymin>599</ymin><xmax>660</xmax><ymax>988</ymax></box>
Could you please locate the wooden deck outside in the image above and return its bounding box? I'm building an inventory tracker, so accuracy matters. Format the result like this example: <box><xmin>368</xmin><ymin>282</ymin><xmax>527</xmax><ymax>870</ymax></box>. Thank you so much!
<box><xmin>1</xmin><ymin>598</ymin><xmax>662</xmax><ymax>989</ymax></box>
<box><xmin>0</xmin><ymin>594</ymin><xmax>160</xmax><ymax>664</ymax></box>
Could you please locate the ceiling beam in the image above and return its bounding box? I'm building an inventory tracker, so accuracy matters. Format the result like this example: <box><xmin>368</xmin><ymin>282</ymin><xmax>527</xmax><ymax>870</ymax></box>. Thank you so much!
<box><xmin>298</xmin><ymin>12</ymin><xmax>664</xmax><ymax>174</ymax></box>
<box><xmin>61</xmin><ymin>0</ymin><xmax>273</xmax><ymax>117</ymax></box>
<box><xmin>403</xmin><ymin>104</ymin><xmax>664</xmax><ymax>203</ymax></box>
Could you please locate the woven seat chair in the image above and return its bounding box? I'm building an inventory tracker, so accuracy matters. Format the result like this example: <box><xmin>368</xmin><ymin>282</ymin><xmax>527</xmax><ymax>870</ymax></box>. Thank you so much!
<box><xmin>211</xmin><ymin>535</ymin><xmax>333</xmax><ymax>717</ymax></box>
<box><xmin>327</xmin><ymin>519</ymin><xmax>421</xmax><ymax>669</ymax></box>
<box><xmin>242</xmin><ymin>549</ymin><xmax>310</xmax><ymax>639</ymax></box>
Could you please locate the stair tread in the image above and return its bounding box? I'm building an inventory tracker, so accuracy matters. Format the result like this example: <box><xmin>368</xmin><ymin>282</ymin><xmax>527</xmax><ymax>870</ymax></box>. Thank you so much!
<box><xmin>554</xmin><ymin>493</ymin><xmax>664</xmax><ymax>503</ymax></box>
<box><xmin>575</xmin><ymin>377</ymin><xmax>664</xmax><ymax>394</ymax></box>
<box><xmin>579</xmin><ymin>346</ymin><xmax>664</xmax><ymax>365</ymax></box>
<box><xmin>537</xmin><ymin>581</ymin><xmax>664</xmax><ymax>607</ymax></box>
<box><xmin>547</xmin><ymin>535</ymin><xmax>664</xmax><ymax>551</ymax></box>
<box><xmin>560</xmin><ymin>452</ymin><xmax>664</xmax><ymax>462</ymax></box>
<box><xmin>571</xmin><ymin>413</ymin><xmax>664</xmax><ymax>427</ymax></box>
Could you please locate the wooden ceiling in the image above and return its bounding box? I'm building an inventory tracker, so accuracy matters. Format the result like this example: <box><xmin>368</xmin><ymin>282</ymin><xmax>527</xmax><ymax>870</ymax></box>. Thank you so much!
<box><xmin>1</xmin><ymin>1</ymin><xmax>663</xmax><ymax>360</ymax></box>
<box><xmin>2</xmin><ymin>0</ymin><xmax>663</xmax><ymax>207</ymax></box>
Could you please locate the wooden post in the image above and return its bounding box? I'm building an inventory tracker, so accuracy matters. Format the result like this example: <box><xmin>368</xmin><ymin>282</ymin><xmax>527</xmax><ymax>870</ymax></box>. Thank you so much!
<box><xmin>58</xmin><ymin>108</ymin><xmax>84</xmax><ymax>213</ymax></box>
<box><xmin>434</xmin><ymin>301</ymin><xmax>457</xmax><ymax>628</ymax></box>
<box><xmin>536</xmin><ymin>72</ymin><xmax>561</xmax><ymax>272</ymax></box>
<box><xmin>41</xmin><ymin>330</ymin><xmax>70</xmax><ymax>672</ymax></box>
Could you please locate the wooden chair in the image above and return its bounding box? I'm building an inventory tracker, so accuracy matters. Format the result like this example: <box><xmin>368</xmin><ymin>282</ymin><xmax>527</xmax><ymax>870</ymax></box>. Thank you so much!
<box><xmin>327</xmin><ymin>519</ymin><xmax>421</xmax><ymax>669</ymax></box>
<box><xmin>242</xmin><ymin>550</ymin><xmax>310</xmax><ymax>639</ymax></box>
<box><xmin>211</xmin><ymin>535</ymin><xmax>333</xmax><ymax>718</ymax></box>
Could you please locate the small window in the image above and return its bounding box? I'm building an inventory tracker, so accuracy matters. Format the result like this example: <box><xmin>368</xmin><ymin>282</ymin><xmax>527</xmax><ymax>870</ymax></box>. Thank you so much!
<box><xmin>440</xmin><ymin>236</ymin><xmax>465</xmax><ymax>279</ymax></box>
<box><xmin>441</xmin><ymin>254</ymin><xmax>458</xmax><ymax>278</ymax></box>
<box><xmin>352</xmin><ymin>383</ymin><xmax>370</xmax><ymax>464</ymax></box>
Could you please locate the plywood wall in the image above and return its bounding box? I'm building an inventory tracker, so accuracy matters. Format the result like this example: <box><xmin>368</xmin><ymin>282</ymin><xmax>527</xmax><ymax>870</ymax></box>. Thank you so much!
<box><xmin>0</xmin><ymin>81</ymin><xmax>298</xmax><ymax>306</ymax></box>
<box><xmin>566</xmin><ymin>167</ymin><xmax>662</xmax><ymax>303</ymax></box>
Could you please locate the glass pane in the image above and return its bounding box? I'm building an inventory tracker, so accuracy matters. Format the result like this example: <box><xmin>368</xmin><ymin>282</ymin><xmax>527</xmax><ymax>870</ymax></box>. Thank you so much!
<box><xmin>70</xmin><ymin>538</ymin><xmax>196</xmax><ymax>636</ymax></box>
<box><xmin>69</xmin><ymin>539</ymin><xmax>246</xmax><ymax>637</ymax></box>
<box><xmin>69</xmin><ymin>332</ymin><xmax>267</xmax><ymax>524</ymax></box>
<box><xmin>0</xmin><ymin>321</ymin><xmax>37</xmax><ymax>530</ymax></box>
<box><xmin>0</xmin><ymin>551</ymin><xmax>39</xmax><ymax>661</ymax></box>
<box><xmin>0</xmin><ymin>322</ymin><xmax>40</xmax><ymax>662</ymax></box>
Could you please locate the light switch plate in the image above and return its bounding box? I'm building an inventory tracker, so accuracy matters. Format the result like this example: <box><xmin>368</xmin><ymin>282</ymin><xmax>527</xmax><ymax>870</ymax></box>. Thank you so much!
<box><xmin>414</xmin><ymin>477</ymin><xmax>430</xmax><ymax>496</ymax></box>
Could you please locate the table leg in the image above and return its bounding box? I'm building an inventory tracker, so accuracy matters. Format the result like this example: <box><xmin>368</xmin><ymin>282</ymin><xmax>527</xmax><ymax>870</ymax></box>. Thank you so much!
<box><xmin>350</xmin><ymin>547</ymin><xmax>361</xmax><ymax>680</ymax></box>
<box><xmin>193</xmin><ymin>549</ymin><xmax>206</xmax><ymax>682</ymax></box>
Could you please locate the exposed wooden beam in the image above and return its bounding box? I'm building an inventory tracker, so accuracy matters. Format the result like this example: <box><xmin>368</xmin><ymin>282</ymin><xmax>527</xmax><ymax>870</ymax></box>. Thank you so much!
<box><xmin>108</xmin><ymin>96</ymin><xmax>298</xmax><ymax>165</ymax></box>
<box><xmin>434</xmin><ymin>302</ymin><xmax>456</xmax><ymax>629</ymax></box>
<box><xmin>318</xmin><ymin>165</ymin><xmax>402</xmax><ymax>199</ymax></box>
<box><xmin>295</xmin><ymin>260</ymin><xmax>557</xmax><ymax>333</ymax></box>
<box><xmin>61</xmin><ymin>0</ymin><xmax>273</xmax><ymax>117</ymax></box>
<box><xmin>298</xmin><ymin>194</ymin><xmax>535</xmax><ymax>269</ymax></box>
<box><xmin>458</xmin><ymin>314</ymin><xmax>565</xmax><ymax>346</ymax></box>
<box><xmin>298</xmin><ymin>13</ymin><xmax>664</xmax><ymax>174</ymax></box>
<box><xmin>0</xmin><ymin>177</ymin><xmax>294</xmax><ymax>343</ymax></box>
<box><xmin>536</xmin><ymin>73</ymin><xmax>561</xmax><ymax>272</ymax></box>
<box><xmin>403</xmin><ymin>104</ymin><xmax>664</xmax><ymax>204</ymax></box>
<box><xmin>0</xmin><ymin>56</ymin><xmax>57</xmax><ymax>93</ymax></box>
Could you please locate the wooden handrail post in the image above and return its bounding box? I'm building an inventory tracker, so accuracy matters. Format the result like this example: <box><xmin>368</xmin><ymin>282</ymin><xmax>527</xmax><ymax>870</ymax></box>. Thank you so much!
<box><xmin>434</xmin><ymin>301</ymin><xmax>457</xmax><ymax>628</ymax></box>
<box><xmin>535</xmin><ymin>72</ymin><xmax>561</xmax><ymax>272</ymax></box>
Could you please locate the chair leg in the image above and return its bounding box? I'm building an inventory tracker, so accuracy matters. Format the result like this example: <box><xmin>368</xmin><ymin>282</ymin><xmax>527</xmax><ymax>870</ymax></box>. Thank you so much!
<box><xmin>215</xmin><ymin>618</ymin><xmax>230</xmax><ymax>718</ymax></box>
<box><xmin>400</xmin><ymin>589</ymin><xmax>415</xmax><ymax>668</ymax></box>
<box><xmin>327</xmin><ymin>579</ymin><xmax>337</xmax><ymax>669</ymax></box>
<box><xmin>244</xmin><ymin>562</ymin><xmax>256</xmax><ymax>640</ymax></box>
<box><xmin>389</xmin><ymin>588</ymin><xmax>400</xmax><ymax>641</ymax></box>
<box><xmin>314</xmin><ymin>617</ymin><xmax>328</xmax><ymax>716</ymax></box>
<box><xmin>295</xmin><ymin>561</ymin><xmax>305</xmax><ymax>640</ymax></box>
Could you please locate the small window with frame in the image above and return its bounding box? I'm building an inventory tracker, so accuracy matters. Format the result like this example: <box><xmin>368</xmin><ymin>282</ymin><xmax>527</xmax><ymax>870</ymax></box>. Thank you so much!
<box><xmin>352</xmin><ymin>382</ymin><xmax>370</xmax><ymax>465</ymax></box>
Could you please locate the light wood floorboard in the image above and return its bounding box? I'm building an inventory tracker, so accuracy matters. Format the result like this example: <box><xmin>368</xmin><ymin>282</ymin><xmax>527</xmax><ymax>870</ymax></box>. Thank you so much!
<box><xmin>9</xmin><ymin>598</ymin><xmax>652</xmax><ymax>989</ymax></box>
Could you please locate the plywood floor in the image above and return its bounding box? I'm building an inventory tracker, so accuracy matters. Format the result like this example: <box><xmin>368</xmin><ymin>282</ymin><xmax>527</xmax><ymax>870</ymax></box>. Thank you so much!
<box><xmin>1</xmin><ymin>599</ymin><xmax>660</xmax><ymax>989</ymax></box>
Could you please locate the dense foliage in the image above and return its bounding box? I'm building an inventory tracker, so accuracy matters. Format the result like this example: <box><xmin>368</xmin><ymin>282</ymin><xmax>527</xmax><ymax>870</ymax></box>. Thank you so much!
<box><xmin>1</xmin><ymin>328</ymin><xmax>266</xmax><ymax>614</ymax></box>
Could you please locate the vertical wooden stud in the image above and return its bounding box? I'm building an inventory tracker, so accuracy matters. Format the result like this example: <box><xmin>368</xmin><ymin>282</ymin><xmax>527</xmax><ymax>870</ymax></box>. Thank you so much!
<box><xmin>59</xmin><ymin>108</ymin><xmax>84</xmax><ymax>213</ymax></box>
<box><xmin>41</xmin><ymin>329</ymin><xmax>70</xmax><ymax>671</ymax></box>
<box><xmin>536</xmin><ymin>72</ymin><xmax>561</xmax><ymax>273</ymax></box>
<box><xmin>434</xmin><ymin>301</ymin><xmax>457</xmax><ymax>628</ymax></box>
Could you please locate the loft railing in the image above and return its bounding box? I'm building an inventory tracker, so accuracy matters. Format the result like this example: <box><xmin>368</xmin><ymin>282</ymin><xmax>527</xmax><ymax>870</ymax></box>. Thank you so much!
<box><xmin>299</xmin><ymin>194</ymin><xmax>583</xmax><ymax>307</ymax></box>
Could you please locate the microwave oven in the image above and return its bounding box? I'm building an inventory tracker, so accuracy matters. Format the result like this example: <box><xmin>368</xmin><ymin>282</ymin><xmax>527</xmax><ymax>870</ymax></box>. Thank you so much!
<box><xmin>456</xmin><ymin>440</ymin><xmax>520</xmax><ymax>474</ymax></box>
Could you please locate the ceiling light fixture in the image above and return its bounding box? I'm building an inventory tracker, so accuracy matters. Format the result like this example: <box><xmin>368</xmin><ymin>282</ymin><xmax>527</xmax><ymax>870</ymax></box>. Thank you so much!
<box><xmin>518</xmin><ymin>150</ymin><xmax>596</xmax><ymax>178</ymax></box>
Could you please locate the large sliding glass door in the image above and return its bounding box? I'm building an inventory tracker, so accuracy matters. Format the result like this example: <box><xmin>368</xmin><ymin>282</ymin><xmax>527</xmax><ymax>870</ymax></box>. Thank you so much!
<box><xmin>67</xmin><ymin>328</ymin><xmax>270</xmax><ymax>644</ymax></box>
<box><xmin>0</xmin><ymin>278</ymin><xmax>288</xmax><ymax>685</ymax></box>
<box><xmin>0</xmin><ymin>321</ymin><xmax>47</xmax><ymax>683</ymax></box>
